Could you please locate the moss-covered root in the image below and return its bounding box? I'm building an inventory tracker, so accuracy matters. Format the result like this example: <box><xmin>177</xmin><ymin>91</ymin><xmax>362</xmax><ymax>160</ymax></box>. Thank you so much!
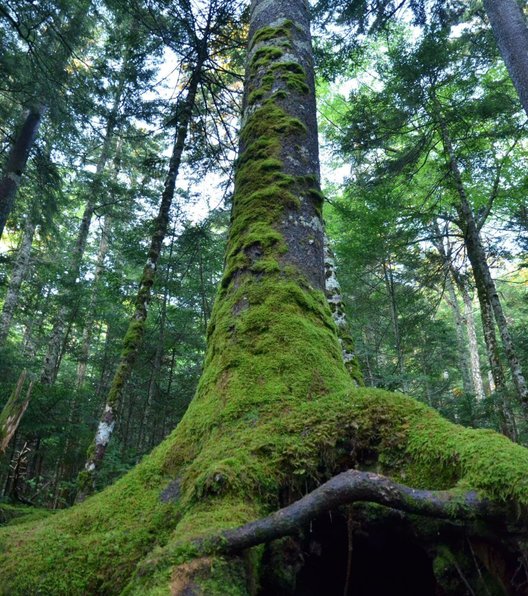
<box><xmin>129</xmin><ymin>391</ymin><xmax>528</xmax><ymax>593</ymax></box>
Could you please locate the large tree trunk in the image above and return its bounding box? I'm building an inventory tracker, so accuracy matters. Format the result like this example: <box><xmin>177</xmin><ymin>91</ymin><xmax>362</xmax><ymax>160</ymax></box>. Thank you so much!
<box><xmin>2</xmin><ymin>2</ymin><xmax>528</xmax><ymax>594</ymax></box>
<box><xmin>0</xmin><ymin>107</ymin><xmax>43</xmax><ymax>239</ymax></box>
<box><xmin>0</xmin><ymin>214</ymin><xmax>36</xmax><ymax>345</ymax></box>
<box><xmin>483</xmin><ymin>0</ymin><xmax>528</xmax><ymax>118</ymax></box>
<box><xmin>77</xmin><ymin>53</ymin><xmax>205</xmax><ymax>497</ymax></box>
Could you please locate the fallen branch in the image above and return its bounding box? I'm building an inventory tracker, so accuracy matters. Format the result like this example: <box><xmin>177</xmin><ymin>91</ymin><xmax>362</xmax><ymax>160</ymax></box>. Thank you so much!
<box><xmin>194</xmin><ymin>470</ymin><xmax>511</xmax><ymax>555</ymax></box>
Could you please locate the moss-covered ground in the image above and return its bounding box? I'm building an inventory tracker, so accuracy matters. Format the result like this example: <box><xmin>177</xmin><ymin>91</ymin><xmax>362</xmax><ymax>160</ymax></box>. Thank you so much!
<box><xmin>1</xmin><ymin>383</ymin><xmax>528</xmax><ymax>594</ymax></box>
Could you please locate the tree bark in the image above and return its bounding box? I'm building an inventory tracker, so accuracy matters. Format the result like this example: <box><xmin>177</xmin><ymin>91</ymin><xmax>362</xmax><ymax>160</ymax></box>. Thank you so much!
<box><xmin>77</xmin><ymin>53</ymin><xmax>205</xmax><ymax>498</ymax></box>
<box><xmin>0</xmin><ymin>107</ymin><xmax>43</xmax><ymax>239</ymax></box>
<box><xmin>0</xmin><ymin>215</ymin><xmax>36</xmax><ymax>345</ymax></box>
<box><xmin>483</xmin><ymin>0</ymin><xmax>528</xmax><ymax>118</ymax></box>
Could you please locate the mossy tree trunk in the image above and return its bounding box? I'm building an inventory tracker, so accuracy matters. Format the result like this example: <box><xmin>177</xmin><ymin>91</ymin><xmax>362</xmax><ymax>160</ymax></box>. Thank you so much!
<box><xmin>2</xmin><ymin>1</ymin><xmax>528</xmax><ymax>594</ymax></box>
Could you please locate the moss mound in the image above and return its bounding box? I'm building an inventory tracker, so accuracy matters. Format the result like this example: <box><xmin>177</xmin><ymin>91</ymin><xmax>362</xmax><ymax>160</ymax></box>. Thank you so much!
<box><xmin>1</xmin><ymin>386</ymin><xmax>528</xmax><ymax>594</ymax></box>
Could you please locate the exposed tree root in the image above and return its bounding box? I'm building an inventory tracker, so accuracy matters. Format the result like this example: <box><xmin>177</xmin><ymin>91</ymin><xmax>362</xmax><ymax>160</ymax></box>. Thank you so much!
<box><xmin>193</xmin><ymin>469</ymin><xmax>514</xmax><ymax>556</ymax></box>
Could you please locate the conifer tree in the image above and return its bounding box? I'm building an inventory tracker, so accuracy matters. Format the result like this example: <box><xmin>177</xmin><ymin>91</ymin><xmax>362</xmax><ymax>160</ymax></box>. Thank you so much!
<box><xmin>1</xmin><ymin>2</ymin><xmax>528</xmax><ymax>594</ymax></box>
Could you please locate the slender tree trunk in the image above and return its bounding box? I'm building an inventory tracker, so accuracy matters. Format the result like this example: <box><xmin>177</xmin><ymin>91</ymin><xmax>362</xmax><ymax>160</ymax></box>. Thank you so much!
<box><xmin>435</xmin><ymin>107</ymin><xmax>521</xmax><ymax>436</ymax></box>
<box><xmin>459</xmin><ymin>209</ymin><xmax>527</xmax><ymax>408</ymax></box>
<box><xmin>431</xmin><ymin>223</ymin><xmax>485</xmax><ymax>400</ymax></box>
<box><xmin>483</xmin><ymin>0</ymin><xmax>528</xmax><ymax>118</ymax></box>
<box><xmin>460</xmin><ymin>280</ymin><xmax>486</xmax><ymax>401</ymax></box>
<box><xmin>77</xmin><ymin>54</ymin><xmax>206</xmax><ymax>498</ymax></box>
<box><xmin>76</xmin><ymin>215</ymin><xmax>111</xmax><ymax>389</ymax></box>
<box><xmin>382</xmin><ymin>260</ymin><xmax>406</xmax><ymax>390</ymax></box>
<box><xmin>444</xmin><ymin>273</ymin><xmax>474</xmax><ymax>396</ymax></box>
<box><xmin>0</xmin><ymin>107</ymin><xmax>44</xmax><ymax>238</ymax></box>
<box><xmin>0</xmin><ymin>215</ymin><xmax>36</xmax><ymax>345</ymax></box>
<box><xmin>474</xmin><ymin>276</ymin><xmax>517</xmax><ymax>437</ymax></box>
<box><xmin>95</xmin><ymin>324</ymin><xmax>114</xmax><ymax>402</ymax></box>
<box><xmin>40</xmin><ymin>86</ymin><xmax>122</xmax><ymax>385</ymax></box>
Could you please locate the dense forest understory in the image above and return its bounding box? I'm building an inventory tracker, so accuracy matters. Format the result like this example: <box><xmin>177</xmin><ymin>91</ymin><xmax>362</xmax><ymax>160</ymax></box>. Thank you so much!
<box><xmin>1</xmin><ymin>0</ymin><xmax>528</xmax><ymax>594</ymax></box>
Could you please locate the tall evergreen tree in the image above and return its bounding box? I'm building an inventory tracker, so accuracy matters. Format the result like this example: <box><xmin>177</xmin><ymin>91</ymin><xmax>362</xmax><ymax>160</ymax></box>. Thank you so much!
<box><xmin>2</xmin><ymin>2</ymin><xmax>528</xmax><ymax>594</ymax></box>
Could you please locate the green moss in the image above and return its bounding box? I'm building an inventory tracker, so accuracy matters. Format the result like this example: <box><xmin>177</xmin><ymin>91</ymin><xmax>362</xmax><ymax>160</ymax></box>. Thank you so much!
<box><xmin>247</xmin><ymin>88</ymin><xmax>266</xmax><ymax>105</ymax></box>
<box><xmin>0</xmin><ymin>435</ymin><xmax>182</xmax><ymax>594</ymax></box>
<box><xmin>250</xmin><ymin>20</ymin><xmax>294</xmax><ymax>49</ymax></box>
<box><xmin>270</xmin><ymin>62</ymin><xmax>310</xmax><ymax>94</ymax></box>
<box><xmin>2</xmin><ymin>385</ymin><xmax>528</xmax><ymax>593</ymax></box>
<box><xmin>0</xmin><ymin>503</ymin><xmax>52</xmax><ymax>526</ymax></box>
<box><xmin>251</xmin><ymin>46</ymin><xmax>284</xmax><ymax>70</ymax></box>
<box><xmin>222</xmin><ymin>97</ymin><xmax>308</xmax><ymax>287</ymax></box>
<box><xmin>122</xmin><ymin>319</ymin><xmax>145</xmax><ymax>355</ymax></box>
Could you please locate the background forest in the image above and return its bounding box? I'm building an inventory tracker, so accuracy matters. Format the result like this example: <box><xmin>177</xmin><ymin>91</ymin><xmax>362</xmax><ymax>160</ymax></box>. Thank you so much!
<box><xmin>0</xmin><ymin>0</ymin><xmax>527</xmax><ymax>513</ymax></box>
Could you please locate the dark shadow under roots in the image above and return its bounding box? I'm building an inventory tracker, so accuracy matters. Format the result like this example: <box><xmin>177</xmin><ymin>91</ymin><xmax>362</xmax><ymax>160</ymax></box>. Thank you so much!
<box><xmin>258</xmin><ymin>505</ymin><xmax>525</xmax><ymax>595</ymax></box>
<box><xmin>292</xmin><ymin>510</ymin><xmax>436</xmax><ymax>596</ymax></box>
